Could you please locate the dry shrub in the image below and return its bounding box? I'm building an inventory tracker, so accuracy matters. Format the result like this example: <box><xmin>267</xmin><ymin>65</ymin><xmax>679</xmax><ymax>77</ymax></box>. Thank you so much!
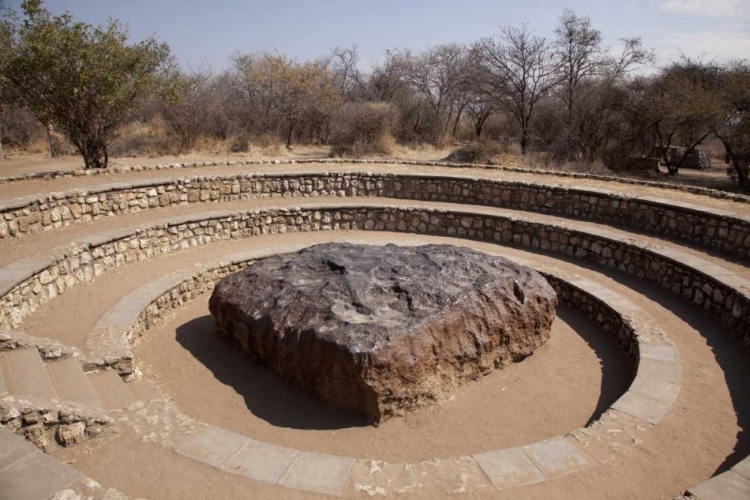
<box><xmin>230</xmin><ymin>134</ymin><xmax>250</xmax><ymax>153</ymax></box>
<box><xmin>190</xmin><ymin>133</ymin><xmax>286</xmax><ymax>157</ymax></box>
<box><xmin>250</xmin><ymin>134</ymin><xmax>285</xmax><ymax>156</ymax></box>
<box><xmin>109</xmin><ymin>119</ymin><xmax>171</xmax><ymax>158</ymax></box>
<box><xmin>445</xmin><ymin>140</ymin><xmax>509</xmax><ymax>164</ymax></box>
<box><xmin>2</xmin><ymin>138</ymin><xmax>53</xmax><ymax>159</ymax></box>
<box><xmin>496</xmin><ymin>151</ymin><xmax>613</xmax><ymax>174</ymax></box>
<box><xmin>0</xmin><ymin>107</ymin><xmax>45</xmax><ymax>149</ymax></box>
<box><xmin>389</xmin><ymin>142</ymin><xmax>453</xmax><ymax>161</ymax></box>
<box><xmin>330</xmin><ymin>102</ymin><xmax>396</xmax><ymax>157</ymax></box>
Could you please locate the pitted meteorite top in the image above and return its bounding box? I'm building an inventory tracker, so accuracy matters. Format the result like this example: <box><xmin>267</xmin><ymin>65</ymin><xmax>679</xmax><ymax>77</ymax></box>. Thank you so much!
<box><xmin>209</xmin><ymin>243</ymin><xmax>558</xmax><ymax>422</ymax></box>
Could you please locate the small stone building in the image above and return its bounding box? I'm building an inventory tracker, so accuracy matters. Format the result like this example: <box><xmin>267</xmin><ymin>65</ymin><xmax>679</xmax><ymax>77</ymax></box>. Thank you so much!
<box><xmin>654</xmin><ymin>146</ymin><xmax>712</xmax><ymax>170</ymax></box>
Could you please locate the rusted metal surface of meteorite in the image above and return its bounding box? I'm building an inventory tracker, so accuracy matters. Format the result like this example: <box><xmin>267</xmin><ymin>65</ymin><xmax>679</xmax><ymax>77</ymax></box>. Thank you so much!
<box><xmin>208</xmin><ymin>243</ymin><xmax>557</xmax><ymax>423</ymax></box>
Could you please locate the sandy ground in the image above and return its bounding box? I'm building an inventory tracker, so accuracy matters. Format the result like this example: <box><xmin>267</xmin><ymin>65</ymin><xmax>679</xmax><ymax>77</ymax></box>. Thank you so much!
<box><xmin>134</xmin><ymin>298</ymin><xmax>627</xmax><ymax>462</ymax></box>
<box><xmin>35</xmin><ymin>231</ymin><xmax>750</xmax><ymax>499</ymax></box>
<box><xmin>0</xmin><ymin>148</ymin><xmax>332</xmax><ymax>177</ymax></box>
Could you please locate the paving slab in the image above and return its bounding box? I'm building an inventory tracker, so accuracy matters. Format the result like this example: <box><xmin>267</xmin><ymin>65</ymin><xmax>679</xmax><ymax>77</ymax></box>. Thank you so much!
<box><xmin>126</xmin><ymin>379</ymin><xmax>163</xmax><ymax>403</ymax></box>
<box><xmin>47</xmin><ymin>358</ymin><xmax>102</xmax><ymax>408</ymax></box>
<box><xmin>473</xmin><ymin>447</ymin><xmax>545</xmax><ymax>489</ymax></box>
<box><xmin>0</xmin><ymin>451</ymin><xmax>82</xmax><ymax>500</ymax></box>
<box><xmin>612</xmin><ymin>391</ymin><xmax>670</xmax><ymax>424</ymax></box>
<box><xmin>689</xmin><ymin>470</ymin><xmax>750</xmax><ymax>500</ymax></box>
<box><xmin>0</xmin><ymin>428</ymin><xmax>37</xmax><ymax>472</ymax></box>
<box><xmin>732</xmin><ymin>456</ymin><xmax>750</xmax><ymax>481</ymax></box>
<box><xmin>639</xmin><ymin>344</ymin><xmax>680</xmax><ymax>364</ymax></box>
<box><xmin>637</xmin><ymin>358</ymin><xmax>681</xmax><ymax>384</ymax></box>
<box><xmin>0</xmin><ymin>366</ymin><xmax>7</xmax><ymax>396</ymax></box>
<box><xmin>283</xmin><ymin>451</ymin><xmax>354</xmax><ymax>497</ymax></box>
<box><xmin>604</xmin><ymin>297</ymin><xmax>641</xmax><ymax>311</ymax></box>
<box><xmin>76</xmin><ymin>227</ymin><xmax>137</xmax><ymax>247</ymax></box>
<box><xmin>0</xmin><ymin>259</ymin><xmax>55</xmax><ymax>296</ymax></box>
<box><xmin>0</xmin><ymin>348</ymin><xmax>58</xmax><ymax>399</ymax></box>
<box><xmin>522</xmin><ymin>437</ymin><xmax>589</xmax><ymax>479</ymax></box>
<box><xmin>173</xmin><ymin>426</ymin><xmax>250</xmax><ymax>468</ymax></box>
<box><xmin>629</xmin><ymin>376</ymin><xmax>680</xmax><ymax>403</ymax></box>
<box><xmin>223</xmin><ymin>440</ymin><xmax>300</xmax><ymax>484</ymax></box>
<box><xmin>0</xmin><ymin>197</ymin><xmax>33</xmax><ymax>212</ymax></box>
<box><xmin>161</xmin><ymin>210</ymin><xmax>232</xmax><ymax>226</ymax></box>
<box><xmin>692</xmin><ymin>263</ymin><xmax>738</xmax><ymax>277</ymax></box>
<box><xmin>86</xmin><ymin>370</ymin><xmax>135</xmax><ymax>410</ymax></box>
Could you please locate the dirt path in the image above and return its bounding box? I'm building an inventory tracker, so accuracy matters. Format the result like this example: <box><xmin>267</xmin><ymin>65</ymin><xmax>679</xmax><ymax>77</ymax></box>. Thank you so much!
<box><xmin>42</xmin><ymin>231</ymin><xmax>750</xmax><ymax>499</ymax></box>
<box><xmin>0</xmin><ymin>148</ymin><xmax>332</xmax><ymax>177</ymax></box>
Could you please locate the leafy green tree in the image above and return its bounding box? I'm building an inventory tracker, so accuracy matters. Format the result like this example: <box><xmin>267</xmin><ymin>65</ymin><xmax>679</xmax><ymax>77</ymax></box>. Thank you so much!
<box><xmin>0</xmin><ymin>0</ymin><xmax>170</xmax><ymax>168</ymax></box>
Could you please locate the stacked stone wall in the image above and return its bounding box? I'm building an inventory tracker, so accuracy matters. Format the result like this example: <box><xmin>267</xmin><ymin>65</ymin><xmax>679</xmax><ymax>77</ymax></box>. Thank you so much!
<box><xmin>1</xmin><ymin>173</ymin><xmax>748</xmax><ymax>259</ymax></box>
<box><xmin>2</xmin><ymin>206</ymin><xmax>747</xmax><ymax>351</ymax></box>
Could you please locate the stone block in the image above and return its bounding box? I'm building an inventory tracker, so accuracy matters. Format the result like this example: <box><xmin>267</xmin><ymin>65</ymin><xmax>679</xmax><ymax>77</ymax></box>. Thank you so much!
<box><xmin>223</xmin><ymin>440</ymin><xmax>299</xmax><ymax>484</ymax></box>
<box><xmin>522</xmin><ymin>437</ymin><xmax>589</xmax><ymax>479</ymax></box>
<box><xmin>612</xmin><ymin>391</ymin><xmax>670</xmax><ymax>424</ymax></box>
<box><xmin>473</xmin><ymin>447</ymin><xmax>545</xmax><ymax>489</ymax></box>
<box><xmin>283</xmin><ymin>452</ymin><xmax>354</xmax><ymax>497</ymax></box>
<box><xmin>173</xmin><ymin>426</ymin><xmax>249</xmax><ymax>468</ymax></box>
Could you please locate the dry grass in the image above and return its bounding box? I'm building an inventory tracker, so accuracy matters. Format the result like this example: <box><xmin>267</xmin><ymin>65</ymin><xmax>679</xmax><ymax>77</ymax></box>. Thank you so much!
<box><xmin>109</xmin><ymin>120</ymin><xmax>173</xmax><ymax>158</ymax></box>
<box><xmin>2</xmin><ymin>136</ymin><xmax>79</xmax><ymax>160</ymax></box>
<box><xmin>495</xmin><ymin>152</ymin><xmax>613</xmax><ymax>174</ymax></box>
<box><xmin>389</xmin><ymin>143</ymin><xmax>455</xmax><ymax>161</ymax></box>
<box><xmin>107</xmin><ymin>121</ymin><xmax>295</xmax><ymax>160</ymax></box>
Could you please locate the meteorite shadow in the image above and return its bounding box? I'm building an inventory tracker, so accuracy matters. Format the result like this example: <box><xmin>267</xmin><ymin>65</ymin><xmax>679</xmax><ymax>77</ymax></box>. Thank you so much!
<box><xmin>554</xmin><ymin>304</ymin><xmax>632</xmax><ymax>426</ymax></box>
<box><xmin>175</xmin><ymin>314</ymin><xmax>371</xmax><ymax>430</ymax></box>
<box><xmin>174</xmin><ymin>305</ymin><xmax>628</xmax><ymax>432</ymax></box>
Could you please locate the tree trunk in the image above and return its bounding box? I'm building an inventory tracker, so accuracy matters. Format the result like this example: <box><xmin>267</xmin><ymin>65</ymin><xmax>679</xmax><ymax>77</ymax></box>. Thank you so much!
<box><xmin>47</xmin><ymin>124</ymin><xmax>58</xmax><ymax>158</ymax></box>
<box><xmin>77</xmin><ymin>139</ymin><xmax>108</xmax><ymax>169</ymax></box>
<box><xmin>737</xmin><ymin>163</ymin><xmax>749</xmax><ymax>188</ymax></box>
<box><xmin>452</xmin><ymin>104</ymin><xmax>466</xmax><ymax>139</ymax></box>
<box><xmin>520</xmin><ymin>129</ymin><xmax>529</xmax><ymax>155</ymax></box>
<box><xmin>286</xmin><ymin>121</ymin><xmax>295</xmax><ymax>148</ymax></box>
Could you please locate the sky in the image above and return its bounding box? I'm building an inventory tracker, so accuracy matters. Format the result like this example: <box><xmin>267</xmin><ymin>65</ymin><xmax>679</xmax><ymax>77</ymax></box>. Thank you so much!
<box><xmin>0</xmin><ymin>0</ymin><xmax>748</xmax><ymax>72</ymax></box>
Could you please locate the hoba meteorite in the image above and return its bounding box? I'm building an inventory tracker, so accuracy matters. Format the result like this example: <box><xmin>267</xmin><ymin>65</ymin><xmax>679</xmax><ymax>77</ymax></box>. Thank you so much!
<box><xmin>208</xmin><ymin>243</ymin><xmax>557</xmax><ymax>423</ymax></box>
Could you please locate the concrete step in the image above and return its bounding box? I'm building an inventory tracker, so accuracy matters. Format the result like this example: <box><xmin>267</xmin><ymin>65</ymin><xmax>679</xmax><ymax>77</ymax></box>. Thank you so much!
<box><xmin>86</xmin><ymin>370</ymin><xmax>135</xmax><ymax>411</ymax></box>
<box><xmin>127</xmin><ymin>378</ymin><xmax>163</xmax><ymax>403</ymax></box>
<box><xmin>0</xmin><ymin>364</ymin><xmax>7</xmax><ymax>396</ymax></box>
<box><xmin>0</xmin><ymin>444</ymin><xmax>82</xmax><ymax>500</ymax></box>
<box><xmin>46</xmin><ymin>358</ymin><xmax>103</xmax><ymax>409</ymax></box>
<box><xmin>0</xmin><ymin>348</ymin><xmax>57</xmax><ymax>400</ymax></box>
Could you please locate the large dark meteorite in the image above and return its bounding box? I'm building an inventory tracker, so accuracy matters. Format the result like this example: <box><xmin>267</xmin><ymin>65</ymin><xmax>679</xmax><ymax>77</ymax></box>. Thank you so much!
<box><xmin>208</xmin><ymin>243</ymin><xmax>557</xmax><ymax>423</ymax></box>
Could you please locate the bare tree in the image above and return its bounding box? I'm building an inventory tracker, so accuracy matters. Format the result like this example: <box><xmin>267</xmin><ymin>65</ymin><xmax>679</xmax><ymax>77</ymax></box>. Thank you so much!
<box><xmin>159</xmin><ymin>65</ymin><xmax>217</xmax><ymax>152</ymax></box>
<box><xmin>233</xmin><ymin>53</ymin><xmax>340</xmax><ymax>147</ymax></box>
<box><xmin>369</xmin><ymin>50</ymin><xmax>430</xmax><ymax>142</ymax></box>
<box><xmin>714</xmin><ymin>61</ymin><xmax>750</xmax><ymax>187</ymax></box>
<box><xmin>474</xmin><ymin>25</ymin><xmax>559</xmax><ymax>154</ymax></box>
<box><xmin>552</xmin><ymin>11</ymin><xmax>651</xmax><ymax>159</ymax></box>
<box><xmin>646</xmin><ymin>59</ymin><xmax>722</xmax><ymax>175</ymax></box>
<box><xmin>399</xmin><ymin>44</ymin><xmax>468</xmax><ymax>145</ymax></box>
<box><xmin>330</xmin><ymin>46</ymin><xmax>364</xmax><ymax>100</ymax></box>
<box><xmin>554</xmin><ymin>10</ymin><xmax>603</xmax><ymax>121</ymax></box>
<box><xmin>553</xmin><ymin>10</ymin><xmax>603</xmax><ymax>156</ymax></box>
